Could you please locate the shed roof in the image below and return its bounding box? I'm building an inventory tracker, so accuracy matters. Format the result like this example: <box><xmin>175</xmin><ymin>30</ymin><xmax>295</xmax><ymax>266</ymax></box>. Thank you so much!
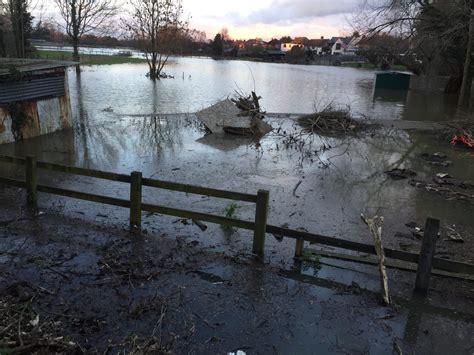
<box><xmin>0</xmin><ymin>58</ymin><xmax>77</xmax><ymax>77</ymax></box>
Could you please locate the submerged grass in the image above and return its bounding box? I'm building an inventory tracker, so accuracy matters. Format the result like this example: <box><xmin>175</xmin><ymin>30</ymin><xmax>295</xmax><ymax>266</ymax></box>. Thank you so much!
<box><xmin>35</xmin><ymin>50</ymin><xmax>147</xmax><ymax>65</ymax></box>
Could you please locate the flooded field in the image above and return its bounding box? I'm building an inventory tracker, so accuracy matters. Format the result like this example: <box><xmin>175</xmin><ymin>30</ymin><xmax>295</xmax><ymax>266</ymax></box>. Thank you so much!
<box><xmin>0</xmin><ymin>59</ymin><xmax>473</xmax><ymax>264</ymax></box>
<box><xmin>1</xmin><ymin>57</ymin><xmax>473</xmax><ymax>354</ymax></box>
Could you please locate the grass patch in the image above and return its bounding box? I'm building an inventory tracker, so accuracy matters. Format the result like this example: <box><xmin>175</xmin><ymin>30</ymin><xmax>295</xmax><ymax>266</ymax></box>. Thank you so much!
<box><xmin>35</xmin><ymin>50</ymin><xmax>147</xmax><ymax>65</ymax></box>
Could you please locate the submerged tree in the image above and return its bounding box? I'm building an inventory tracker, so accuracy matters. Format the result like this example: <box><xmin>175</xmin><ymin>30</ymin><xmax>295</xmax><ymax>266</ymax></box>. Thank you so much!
<box><xmin>125</xmin><ymin>0</ymin><xmax>187</xmax><ymax>80</ymax></box>
<box><xmin>54</xmin><ymin>0</ymin><xmax>117</xmax><ymax>68</ymax></box>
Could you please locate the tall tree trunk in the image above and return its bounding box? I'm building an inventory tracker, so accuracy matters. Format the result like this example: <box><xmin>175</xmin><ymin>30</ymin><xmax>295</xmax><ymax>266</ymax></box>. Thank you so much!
<box><xmin>0</xmin><ymin>27</ymin><xmax>6</xmax><ymax>57</ymax></box>
<box><xmin>458</xmin><ymin>1</ymin><xmax>474</xmax><ymax>109</ymax></box>
<box><xmin>73</xmin><ymin>38</ymin><xmax>81</xmax><ymax>75</ymax></box>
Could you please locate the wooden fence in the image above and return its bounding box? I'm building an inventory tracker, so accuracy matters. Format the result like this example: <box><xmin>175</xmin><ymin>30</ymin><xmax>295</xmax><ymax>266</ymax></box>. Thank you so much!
<box><xmin>1</xmin><ymin>155</ymin><xmax>473</xmax><ymax>293</ymax></box>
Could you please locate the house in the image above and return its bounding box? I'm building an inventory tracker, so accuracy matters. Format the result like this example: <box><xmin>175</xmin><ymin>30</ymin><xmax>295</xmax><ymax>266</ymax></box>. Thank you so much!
<box><xmin>280</xmin><ymin>42</ymin><xmax>304</xmax><ymax>52</ymax></box>
<box><xmin>328</xmin><ymin>37</ymin><xmax>355</xmax><ymax>55</ymax></box>
<box><xmin>308</xmin><ymin>37</ymin><xmax>329</xmax><ymax>55</ymax></box>
<box><xmin>265</xmin><ymin>38</ymin><xmax>281</xmax><ymax>50</ymax></box>
<box><xmin>0</xmin><ymin>59</ymin><xmax>75</xmax><ymax>144</ymax></box>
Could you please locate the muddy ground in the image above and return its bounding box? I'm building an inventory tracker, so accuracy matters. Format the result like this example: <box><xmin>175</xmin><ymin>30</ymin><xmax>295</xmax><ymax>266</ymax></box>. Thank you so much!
<box><xmin>1</xmin><ymin>185</ymin><xmax>474</xmax><ymax>354</ymax></box>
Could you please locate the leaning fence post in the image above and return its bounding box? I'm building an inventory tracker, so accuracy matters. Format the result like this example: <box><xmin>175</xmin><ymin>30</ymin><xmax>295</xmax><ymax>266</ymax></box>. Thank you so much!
<box><xmin>414</xmin><ymin>218</ymin><xmax>440</xmax><ymax>295</ymax></box>
<box><xmin>252</xmin><ymin>190</ymin><xmax>269</xmax><ymax>257</ymax></box>
<box><xmin>295</xmin><ymin>239</ymin><xmax>304</xmax><ymax>258</ymax></box>
<box><xmin>26</xmin><ymin>156</ymin><xmax>37</xmax><ymax>207</ymax></box>
<box><xmin>130</xmin><ymin>171</ymin><xmax>142</xmax><ymax>229</ymax></box>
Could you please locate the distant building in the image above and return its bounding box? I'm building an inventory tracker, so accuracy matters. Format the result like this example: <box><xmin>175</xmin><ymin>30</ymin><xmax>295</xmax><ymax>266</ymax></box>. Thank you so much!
<box><xmin>280</xmin><ymin>42</ymin><xmax>304</xmax><ymax>52</ymax></box>
<box><xmin>0</xmin><ymin>59</ymin><xmax>75</xmax><ymax>144</ymax></box>
<box><xmin>307</xmin><ymin>37</ymin><xmax>329</xmax><ymax>55</ymax></box>
<box><xmin>328</xmin><ymin>37</ymin><xmax>355</xmax><ymax>55</ymax></box>
<box><xmin>265</xmin><ymin>38</ymin><xmax>281</xmax><ymax>50</ymax></box>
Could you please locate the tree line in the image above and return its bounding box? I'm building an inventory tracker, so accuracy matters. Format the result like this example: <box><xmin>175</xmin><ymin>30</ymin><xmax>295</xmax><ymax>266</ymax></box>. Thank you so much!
<box><xmin>356</xmin><ymin>0</ymin><xmax>474</xmax><ymax>109</ymax></box>
<box><xmin>1</xmin><ymin>0</ymin><xmax>474</xmax><ymax>108</ymax></box>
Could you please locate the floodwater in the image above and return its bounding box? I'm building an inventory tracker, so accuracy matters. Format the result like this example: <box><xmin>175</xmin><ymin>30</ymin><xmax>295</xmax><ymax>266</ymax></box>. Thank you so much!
<box><xmin>1</xmin><ymin>58</ymin><xmax>474</xmax><ymax>354</ymax></box>
<box><xmin>65</xmin><ymin>58</ymin><xmax>460</xmax><ymax>121</ymax></box>
<box><xmin>0</xmin><ymin>59</ymin><xmax>473</xmax><ymax>264</ymax></box>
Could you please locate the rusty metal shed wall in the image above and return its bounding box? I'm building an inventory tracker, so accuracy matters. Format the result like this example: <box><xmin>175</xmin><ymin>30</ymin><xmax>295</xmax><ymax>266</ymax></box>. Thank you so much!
<box><xmin>0</xmin><ymin>74</ymin><xmax>66</xmax><ymax>106</ymax></box>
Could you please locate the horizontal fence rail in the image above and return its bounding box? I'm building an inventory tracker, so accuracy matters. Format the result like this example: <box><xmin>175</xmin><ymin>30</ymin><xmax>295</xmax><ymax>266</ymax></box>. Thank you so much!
<box><xmin>1</xmin><ymin>154</ymin><xmax>474</xmax><ymax>292</ymax></box>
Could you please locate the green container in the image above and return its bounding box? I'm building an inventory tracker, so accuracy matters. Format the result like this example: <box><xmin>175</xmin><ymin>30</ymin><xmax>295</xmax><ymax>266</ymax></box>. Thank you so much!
<box><xmin>375</xmin><ymin>71</ymin><xmax>412</xmax><ymax>90</ymax></box>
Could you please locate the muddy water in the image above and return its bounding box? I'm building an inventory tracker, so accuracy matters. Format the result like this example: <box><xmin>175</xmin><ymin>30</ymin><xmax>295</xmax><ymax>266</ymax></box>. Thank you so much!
<box><xmin>68</xmin><ymin>58</ymin><xmax>460</xmax><ymax>121</ymax></box>
<box><xmin>0</xmin><ymin>61</ymin><xmax>473</xmax><ymax>264</ymax></box>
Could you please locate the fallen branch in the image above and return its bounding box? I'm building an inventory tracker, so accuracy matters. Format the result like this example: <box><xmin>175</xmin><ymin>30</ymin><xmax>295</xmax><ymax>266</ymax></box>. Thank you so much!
<box><xmin>361</xmin><ymin>214</ymin><xmax>390</xmax><ymax>305</ymax></box>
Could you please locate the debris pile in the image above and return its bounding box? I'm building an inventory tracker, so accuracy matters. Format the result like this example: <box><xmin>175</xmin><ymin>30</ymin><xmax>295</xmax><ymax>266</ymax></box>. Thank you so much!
<box><xmin>298</xmin><ymin>104</ymin><xmax>359</xmax><ymax>134</ymax></box>
<box><xmin>420</xmin><ymin>152</ymin><xmax>451</xmax><ymax>167</ymax></box>
<box><xmin>196</xmin><ymin>91</ymin><xmax>271</xmax><ymax>137</ymax></box>
<box><xmin>384</xmin><ymin>168</ymin><xmax>416</xmax><ymax>180</ymax></box>
<box><xmin>0</xmin><ymin>283</ymin><xmax>78</xmax><ymax>353</ymax></box>
<box><xmin>410</xmin><ymin>174</ymin><xmax>474</xmax><ymax>203</ymax></box>
<box><xmin>445</xmin><ymin>121</ymin><xmax>474</xmax><ymax>149</ymax></box>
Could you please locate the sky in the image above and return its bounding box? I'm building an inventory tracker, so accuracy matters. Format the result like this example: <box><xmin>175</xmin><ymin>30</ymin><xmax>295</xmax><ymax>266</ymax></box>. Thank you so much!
<box><xmin>182</xmin><ymin>0</ymin><xmax>360</xmax><ymax>40</ymax></box>
<box><xmin>37</xmin><ymin>0</ymin><xmax>361</xmax><ymax>41</ymax></box>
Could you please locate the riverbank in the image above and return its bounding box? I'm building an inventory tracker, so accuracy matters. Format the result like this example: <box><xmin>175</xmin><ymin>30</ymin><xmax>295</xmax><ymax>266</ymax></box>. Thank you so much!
<box><xmin>35</xmin><ymin>50</ymin><xmax>147</xmax><ymax>65</ymax></box>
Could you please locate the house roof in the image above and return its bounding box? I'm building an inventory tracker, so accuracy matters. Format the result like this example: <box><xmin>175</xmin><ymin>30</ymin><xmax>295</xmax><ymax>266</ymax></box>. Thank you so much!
<box><xmin>308</xmin><ymin>39</ymin><xmax>329</xmax><ymax>47</ymax></box>
<box><xmin>0</xmin><ymin>58</ymin><xmax>77</xmax><ymax>77</ymax></box>
<box><xmin>329</xmin><ymin>36</ymin><xmax>352</xmax><ymax>45</ymax></box>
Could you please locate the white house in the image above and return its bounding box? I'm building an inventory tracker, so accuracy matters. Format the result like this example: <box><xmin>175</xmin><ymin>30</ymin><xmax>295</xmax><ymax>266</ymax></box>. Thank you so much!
<box><xmin>331</xmin><ymin>38</ymin><xmax>345</xmax><ymax>55</ymax></box>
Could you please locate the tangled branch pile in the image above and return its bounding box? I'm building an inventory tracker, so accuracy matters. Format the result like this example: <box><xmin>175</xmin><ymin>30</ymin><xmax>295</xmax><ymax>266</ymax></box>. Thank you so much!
<box><xmin>222</xmin><ymin>91</ymin><xmax>270</xmax><ymax>136</ymax></box>
<box><xmin>298</xmin><ymin>104</ymin><xmax>359</xmax><ymax>134</ymax></box>
<box><xmin>0</xmin><ymin>285</ymin><xmax>77</xmax><ymax>353</ymax></box>
<box><xmin>231</xmin><ymin>91</ymin><xmax>265</xmax><ymax>120</ymax></box>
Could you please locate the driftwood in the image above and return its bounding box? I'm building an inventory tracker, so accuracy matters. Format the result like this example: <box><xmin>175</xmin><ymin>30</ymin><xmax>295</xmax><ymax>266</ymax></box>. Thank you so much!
<box><xmin>361</xmin><ymin>214</ymin><xmax>390</xmax><ymax>305</ymax></box>
<box><xmin>196</xmin><ymin>92</ymin><xmax>271</xmax><ymax>137</ymax></box>
<box><xmin>230</xmin><ymin>91</ymin><xmax>265</xmax><ymax>120</ymax></box>
<box><xmin>298</xmin><ymin>105</ymin><xmax>359</xmax><ymax>134</ymax></box>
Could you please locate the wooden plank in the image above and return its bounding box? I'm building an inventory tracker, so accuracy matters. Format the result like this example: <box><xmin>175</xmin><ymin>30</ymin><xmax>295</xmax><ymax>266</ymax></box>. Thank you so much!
<box><xmin>0</xmin><ymin>155</ymin><xmax>26</xmax><ymax>165</ymax></box>
<box><xmin>305</xmin><ymin>248</ymin><xmax>474</xmax><ymax>281</ymax></box>
<box><xmin>415</xmin><ymin>218</ymin><xmax>440</xmax><ymax>295</ymax></box>
<box><xmin>142</xmin><ymin>178</ymin><xmax>257</xmax><ymax>203</ymax></box>
<box><xmin>0</xmin><ymin>176</ymin><xmax>26</xmax><ymax>188</ymax></box>
<box><xmin>252</xmin><ymin>190</ymin><xmax>269</xmax><ymax>257</ymax></box>
<box><xmin>37</xmin><ymin>185</ymin><xmax>130</xmax><ymax>208</ymax></box>
<box><xmin>266</xmin><ymin>224</ymin><xmax>474</xmax><ymax>275</ymax></box>
<box><xmin>26</xmin><ymin>156</ymin><xmax>37</xmax><ymax>207</ymax></box>
<box><xmin>130</xmin><ymin>171</ymin><xmax>142</xmax><ymax>228</ymax></box>
<box><xmin>36</xmin><ymin>161</ymin><xmax>131</xmax><ymax>183</ymax></box>
<box><xmin>141</xmin><ymin>203</ymin><xmax>255</xmax><ymax>230</ymax></box>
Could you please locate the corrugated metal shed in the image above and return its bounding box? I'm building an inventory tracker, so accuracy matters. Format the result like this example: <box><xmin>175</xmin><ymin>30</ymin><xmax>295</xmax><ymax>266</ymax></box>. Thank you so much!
<box><xmin>0</xmin><ymin>58</ymin><xmax>77</xmax><ymax>77</ymax></box>
<box><xmin>0</xmin><ymin>75</ymin><xmax>66</xmax><ymax>105</ymax></box>
<box><xmin>0</xmin><ymin>58</ymin><xmax>76</xmax><ymax>106</ymax></box>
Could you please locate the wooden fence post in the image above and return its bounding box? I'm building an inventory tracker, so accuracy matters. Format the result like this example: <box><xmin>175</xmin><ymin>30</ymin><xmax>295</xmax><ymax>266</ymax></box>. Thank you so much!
<box><xmin>130</xmin><ymin>171</ymin><xmax>142</xmax><ymax>229</ymax></box>
<box><xmin>252</xmin><ymin>190</ymin><xmax>269</xmax><ymax>257</ymax></box>
<box><xmin>26</xmin><ymin>156</ymin><xmax>37</xmax><ymax>207</ymax></box>
<box><xmin>414</xmin><ymin>218</ymin><xmax>440</xmax><ymax>295</ymax></box>
<box><xmin>295</xmin><ymin>239</ymin><xmax>304</xmax><ymax>258</ymax></box>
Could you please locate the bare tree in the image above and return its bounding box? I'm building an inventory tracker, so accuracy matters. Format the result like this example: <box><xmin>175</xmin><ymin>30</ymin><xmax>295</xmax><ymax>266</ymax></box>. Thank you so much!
<box><xmin>54</xmin><ymin>0</ymin><xmax>117</xmax><ymax>66</ymax></box>
<box><xmin>354</xmin><ymin>0</ymin><xmax>472</xmax><ymax>110</ymax></box>
<box><xmin>125</xmin><ymin>0</ymin><xmax>187</xmax><ymax>80</ymax></box>
<box><xmin>458</xmin><ymin>0</ymin><xmax>474</xmax><ymax>108</ymax></box>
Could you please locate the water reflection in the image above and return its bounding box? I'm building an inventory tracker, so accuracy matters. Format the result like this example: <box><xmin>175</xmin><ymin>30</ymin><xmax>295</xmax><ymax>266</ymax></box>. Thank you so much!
<box><xmin>64</xmin><ymin>58</ymin><xmax>462</xmax><ymax>124</ymax></box>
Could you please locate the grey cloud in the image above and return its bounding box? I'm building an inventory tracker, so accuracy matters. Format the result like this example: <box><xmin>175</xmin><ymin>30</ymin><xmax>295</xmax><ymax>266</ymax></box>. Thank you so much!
<box><xmin>229</xmin><ymin>0</ymin><xmax>360</xmax><ymax>25</ymax></box>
